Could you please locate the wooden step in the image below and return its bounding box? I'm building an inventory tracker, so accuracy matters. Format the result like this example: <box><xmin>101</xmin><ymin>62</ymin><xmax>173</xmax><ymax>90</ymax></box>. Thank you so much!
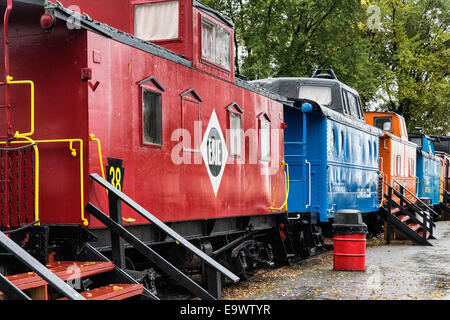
<box><xmin>397</xmin><ymin>215</ymin><xmax>410</xmax><ymax>223</ymax></box>
<box><xmin>58</xmin><ymin>284</ymin><xmax>144</xmax><ymax>300</ymax></box>
<box><xmin>6</xmin><ymin>261</ymin><xmax>115</xmax><ymax>291</ymax></box>
<box><xmin>418</xmin><ymin>231</ymin><xmax>431</xmax><ymax>239</ymax></box>
<box><xmin>408</xmin><ymin>223</ymin><xmax>421</xmax><ymax>232</ymax></box>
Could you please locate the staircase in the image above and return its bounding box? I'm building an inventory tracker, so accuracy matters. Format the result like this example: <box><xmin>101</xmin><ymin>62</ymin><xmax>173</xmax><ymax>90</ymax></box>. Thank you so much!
<box><xmin>0</xmin><ymin>174</ymin><xmax>239</xmax><ymax>300</ymax></box>
<box><xmin>4</xmin><ymin>261</ymin><xmax>144</xmax><ymax>300</ymax></box>
<box><xmin>0</xmin><ymin>229</ymin><xmax>154</xmax><ymax>300</ymax></box>
<box><xmin>378</xmin><ymin>180</ymin><xmax>437</xmax><ymax>246</ymax></box>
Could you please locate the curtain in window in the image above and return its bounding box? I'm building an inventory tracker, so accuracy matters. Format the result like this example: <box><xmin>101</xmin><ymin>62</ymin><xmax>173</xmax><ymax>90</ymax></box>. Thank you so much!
<box><xmin>135</xmin><ymin>1</ymin><xmax>179</xmax><ymax>41</ymax></box>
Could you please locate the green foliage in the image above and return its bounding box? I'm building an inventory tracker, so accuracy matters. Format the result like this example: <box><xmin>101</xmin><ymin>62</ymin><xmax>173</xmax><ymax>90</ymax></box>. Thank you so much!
<box><xmin>201</xmin><ymin>0</ymin><xmax>449</xmax><ymax>135</ymax></box>
<box><xmin>370</xmin><ymin>0</ymin><xmax>449</xmax><ymax>135</ymax></box>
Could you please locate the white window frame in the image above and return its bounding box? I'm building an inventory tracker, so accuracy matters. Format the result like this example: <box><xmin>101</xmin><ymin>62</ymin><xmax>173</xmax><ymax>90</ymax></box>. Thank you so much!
<box><xmin>134</xmin><ymin>1</ymin><xmax>180</xmax><ymax>41</ymax></box>
<box><xmin>201</xmin><ymin>17</ymin><xmax>231</xmax><ymax>70</ymax></box>
<box><xmin>258</xmin><ymin>113</ymin><xmax>271</xmax><ymax>162</ymax></box>
<box><xmin>227</xmin><ymin>103</ymin><xmax>243</xmax><ymax>157</ymax></box>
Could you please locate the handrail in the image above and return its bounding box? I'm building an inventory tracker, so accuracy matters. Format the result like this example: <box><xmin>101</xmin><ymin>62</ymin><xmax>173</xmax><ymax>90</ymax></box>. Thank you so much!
<box><xmin>7</xmin><ymin>77</ymin><xmax>35</xmax><ymax>137</ymax></box>
<box><xmin>384</xmin><ymin>181</ymin><xmax>434</xmax><ymax>226</ymax></box>
<box><xmin>383</xmin><ymin>181</ymin><xmax>434</xmax><ymax>244</ymax></box>
<box><xmin>0</xmin><ymin>231</ymin><xmax>85</xmax><ymax>300</ymax></box>
<box><xmin>306</xmin><ymin>160</ymin><xmax>311</xmax><ymax>208</ymax></box>
<box><xmin>88</xmin><ymin>173</ymin><xmax>239</xmax><ymax>284</ymax></box>
<box><xmin>269</xmin><ymin>161</ymin><xmax>289</xmax><ymax>211</ymax></box>
<box><xmin>89</xmin><ymin>133</ymin><xmax>135</xmax><ymax>223</ymax></box>
<box><xmin>86</xmin><ymin>203</ymin><xmax>217</xmax><ymax>300</ymax></box>
<box><xmin>391</xmin><ymin>179</ymin><xmax>438</xmax><ymax>217</ymax></box>
<box><xmin>3</xmin><ymin>0</ymin><xmax>13</xmax><ymax>137</ymax></box>
<box><xmin>2</xmin><ymin>138</ymin><xmax>88</xmax><ymax>226</ymax></box>
<box><xmin>89</xmin><ymin>134</ymin><xmax>106</xmax><ymax>185</ymax></box>
<box><xmin>0</xmin><ymin>273</ymin><xmax>31</xmax><ymax>300</ymax></box>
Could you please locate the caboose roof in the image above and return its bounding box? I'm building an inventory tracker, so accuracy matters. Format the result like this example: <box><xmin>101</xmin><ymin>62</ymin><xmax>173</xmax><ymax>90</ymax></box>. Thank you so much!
<box><xmin>250</xmin><ymin>77</ymin><xmax>360</xmax><ymax>98</ymax></box>
<box><xmin>11</xmin><ymin>0</ymin><xmax>290</xmax><ymax>105</ymax></box>
<box><xmin>194</xmin><ymin>0</ymin><xmax>234</xmax><ymax>28</ymax></box>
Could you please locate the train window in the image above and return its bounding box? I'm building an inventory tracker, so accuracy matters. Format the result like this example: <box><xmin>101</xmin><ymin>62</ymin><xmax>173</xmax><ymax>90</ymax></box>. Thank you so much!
<box><xmin>373</xmin><ymin>141</ymin><xmax>377</xmax><ymax>158</ymax></box>
<box><xmin>411</xmin><ymin>137</ymin><xmax>422</xmax><ymax>147</ymax></box>
<box><xmin>201</xmin><ymin>18</ymin><xmax>231</xmax><ymax>69</ymax></box>
<box><xmin>182</xmin><ymin>97</ymin><xmax>201</xmax><ymax>152</ymax></box>
<box><xmin>298</xmin><ymin>86</ymin><xmax>332</xmax><ymax>106</ymax></box>
<box><xmin>142</xmin><ymin>89</ymin><xmax>163</xmax><ymax>145</ymax></box>
<box><xmin>331</xmin><ymin>128</ymin><xmax>338</xmax><ymax>153</ymax></box>
<box><xmin>346</xmin><ymin>92</ymin><xmax>359</xmax><ymax>118</ymax></box>
<box><xmin>227</xmin><ymin>104</ymin><xmax>243</xmax><ymax>157</ymax></box>
<box><xmin>374</xmin><ymin>117</ymin><xmax>392</xmax><ymax>132</ymax></box>
<box><xmin>356</xmin><ymin>97</ymin><xmax>365</xmax><ymax>120</ymax></box>
<box><xmin>258</xmin><ymin>113</ymin><xmax>271</xmax><ymax>162</ymax></box>
<box><xmin>341</xmin><ymin>90</ymin><xmax>350</xmax><ymax>115</ymax></box>
<box><xmin>409</xmin><ymin>159</ymin><xmax>415</xmax><ymax>177</ymax></box>
<box><xmin>134</xmin><ymin>1</ymin><xmax>179</xmax><ymax>41</ymax></box>
<box><xmin>229</xmin><ymin>113</ymin><xmax>242</xmax><ymax>156</ymax></box>
<box><xmin>396</xmin><ymin>155</ymin><xmax>402</xmax><ymax>176</ymax></box>
<box><xmin>400</xmin><ymin>119</ymin><xmax>408</xmax><ymax>137</ymax></box>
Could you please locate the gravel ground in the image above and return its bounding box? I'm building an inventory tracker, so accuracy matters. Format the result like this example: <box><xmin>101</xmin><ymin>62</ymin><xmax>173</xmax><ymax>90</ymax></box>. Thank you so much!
<box><xmin>223</xmin><ymin>221</ymin><xmax>450</xmax><ymax>300</ymax></box>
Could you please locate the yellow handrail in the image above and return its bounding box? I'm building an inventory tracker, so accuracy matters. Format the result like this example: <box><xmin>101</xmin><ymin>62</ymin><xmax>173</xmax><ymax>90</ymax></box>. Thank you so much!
<box><xmin>2</xmin><ymin>138</ymin><xmax>88</xmax><ymax>226</ymax></box>
<box><xmin>89</xmin><ymin>133</ymin><xmax>135</xmax><ymax>223</ymax></box>
<box><xmin>269</xmin><ymin>161</ymin><xmax>289</xmax><ymax>211</ymax></box>
<box><xmin>6</xmin><ymin>76</ymin><xmax>35</xmax><ymax>137</ymax></box>
<box><xmin>35</xmin><ymin>139</ymin><xmax>88</xmax><ymax>226</ymax></box>
<box><xmin>89</xmin><ymin>134</ymin><xmax>106</xmax><ymax>182</ymax></box>
<box><xmin>3</xmin><ymin>76</ymin><xmax>90</xmax><ymax>226</ymax></box>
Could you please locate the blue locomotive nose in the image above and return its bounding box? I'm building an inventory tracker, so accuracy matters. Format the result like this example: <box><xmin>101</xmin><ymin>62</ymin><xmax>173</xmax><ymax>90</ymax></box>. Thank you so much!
<box><xmin>301</xmin><ymin>103</ymin><xmax>313</xmax><ymax>113</ymax></box>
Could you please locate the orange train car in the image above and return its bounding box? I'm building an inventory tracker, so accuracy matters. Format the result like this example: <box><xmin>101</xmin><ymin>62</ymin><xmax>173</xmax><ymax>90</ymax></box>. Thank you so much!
<box><xmin>436</xmin><ymin>152</ymin><xmax>450</xmax><ymax>203</ymax></box>
<box><xmin>365</xmin><ymin>112</ymin><xmax>418</xmax><ymax>202</ymax></box>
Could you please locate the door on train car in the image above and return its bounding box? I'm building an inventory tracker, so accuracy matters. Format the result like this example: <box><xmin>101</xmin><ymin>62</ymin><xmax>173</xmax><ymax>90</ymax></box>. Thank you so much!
<box><xmin>284</xmin><ymin>106</ymin><xmax>308</xmax><ymax>212</ymax></box>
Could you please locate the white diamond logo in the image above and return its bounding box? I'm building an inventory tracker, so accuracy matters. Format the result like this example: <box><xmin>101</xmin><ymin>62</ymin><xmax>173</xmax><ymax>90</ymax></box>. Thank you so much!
<box><xmin>201</xmin><ymin>110</ymin><xmax>228</xmax><ymax>197</ymax></box>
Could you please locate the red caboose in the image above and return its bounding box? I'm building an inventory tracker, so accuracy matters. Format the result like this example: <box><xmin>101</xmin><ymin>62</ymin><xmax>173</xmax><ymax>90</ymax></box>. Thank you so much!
<box><xmin>0</xmin><ymin>0</ymin><xmax>289</xmax><ymax>286</ymax></box>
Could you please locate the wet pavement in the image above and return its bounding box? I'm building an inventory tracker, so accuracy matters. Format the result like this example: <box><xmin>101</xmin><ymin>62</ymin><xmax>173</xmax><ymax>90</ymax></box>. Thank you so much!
<box><xmin>241</xmin><ymin>221</ymin><xmax>450</xmax><ymax>300</ymax></box>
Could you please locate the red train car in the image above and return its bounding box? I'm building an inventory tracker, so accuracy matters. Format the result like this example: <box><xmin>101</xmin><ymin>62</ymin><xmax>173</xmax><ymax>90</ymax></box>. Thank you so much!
<box><xmin>0</xmin><ymin>0</ymin><xmax>294</xmax><ymax>282</ymax></box>
<box><xmin>0</xmin><ymin>0</ymin><xmax>288</xmax><ymax>225</ymax></box>
<box><xmin>365</xmin><ymin>112</ymin><xmax>418</xmax><ymax>203</ymax></box>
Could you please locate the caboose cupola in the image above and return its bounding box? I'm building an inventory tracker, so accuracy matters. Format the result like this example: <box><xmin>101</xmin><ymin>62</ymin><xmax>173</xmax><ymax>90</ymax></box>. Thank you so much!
<box><xmin>58</xmin><ymin>0</ymin><xmax>235</xmax><ymax>81</ymax></box>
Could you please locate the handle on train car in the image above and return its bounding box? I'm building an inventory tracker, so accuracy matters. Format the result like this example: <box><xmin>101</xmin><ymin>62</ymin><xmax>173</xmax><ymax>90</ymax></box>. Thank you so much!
<box><xmin>306</xmin><ymin>160</ymin><xmax>311</xmax><ymax>208</ymax></box>
<box><xmin>89</xmin><ymin>133</ymin><xmax>135</xmax><ymax>223</ymax></box>
<box><xmin>268</xmin><ymin>161</ymin><xmax>290</xmax><ymax>211</ymax></box>
<box><xmin>7</xmin><ymin>77</ymin><xmax>35</xmax><ymax>137</ymax></box>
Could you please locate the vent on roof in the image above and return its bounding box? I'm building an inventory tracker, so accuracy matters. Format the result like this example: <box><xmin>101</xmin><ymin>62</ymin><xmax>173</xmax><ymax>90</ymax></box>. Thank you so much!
<box><xmin>312</xmin><ymin>69</ymin><xmax>338</xmax><ymax>80</ymax></box>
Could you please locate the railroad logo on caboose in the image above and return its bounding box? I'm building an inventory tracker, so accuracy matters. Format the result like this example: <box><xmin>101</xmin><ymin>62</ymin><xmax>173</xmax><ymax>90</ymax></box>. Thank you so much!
<box><xmin>201</xmin><ymin>110</ymin><xmax>228</xmax><ymax>197</ymax></box>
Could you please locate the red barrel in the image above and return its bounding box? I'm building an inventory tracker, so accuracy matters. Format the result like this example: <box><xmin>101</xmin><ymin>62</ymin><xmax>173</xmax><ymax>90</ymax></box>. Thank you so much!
<box><xmin>333</xmin><ymin>233</ymin><xmax>366</xmax><ymax>271</ymax></box>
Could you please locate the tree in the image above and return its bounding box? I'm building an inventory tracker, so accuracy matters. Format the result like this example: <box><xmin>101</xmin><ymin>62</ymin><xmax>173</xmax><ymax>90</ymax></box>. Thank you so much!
<box><xmin>202</xmin><ymin>0</ymin><xmax>449</xmax><ymax>135</ymax></box>
<box><xmin>369</xmin><ymin>0</ymin><xmax>449</xmax><ymax>135</ymax></box>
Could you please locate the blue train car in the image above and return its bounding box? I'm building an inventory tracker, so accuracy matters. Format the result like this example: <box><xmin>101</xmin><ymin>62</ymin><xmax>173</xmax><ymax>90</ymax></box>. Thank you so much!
<box><xmin>252</xmin><ymin>70</ymin><xmax>383</xmax><ymax>230</ymax></box>
<box><xmin>409</xmin><ymin>131</ymin><xmax>442</xmax><ymax>206</ymax></box>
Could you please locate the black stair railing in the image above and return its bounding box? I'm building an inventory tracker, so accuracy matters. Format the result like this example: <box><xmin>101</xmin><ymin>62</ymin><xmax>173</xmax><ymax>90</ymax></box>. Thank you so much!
<box><xmin>390</xmin><ymin>184</ymin><xmax>435</xmax><ymax>232</ymax></box>
<box><xmin>87</xmin><ymin>173</ymin><xmax>240</xmax><ymax>300</ymax></box>
<box><xmin>383</xmin><ymin>181</ymin><xmax>434</xmax><ymax>245</ymax></box>
<box><xmin>0</xmin><ymin>231</ymin><xmax>86</xmax><ymax>300</ymax></box>
<box><xmin>391</xmin><ymin>179</ymin><xmax>439</xmax><ymax>218</ymax></box>
<box><xmin>0</xmin><ymin>273</ymin><xmax>31</xmax><ymax>300</ymax></box>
